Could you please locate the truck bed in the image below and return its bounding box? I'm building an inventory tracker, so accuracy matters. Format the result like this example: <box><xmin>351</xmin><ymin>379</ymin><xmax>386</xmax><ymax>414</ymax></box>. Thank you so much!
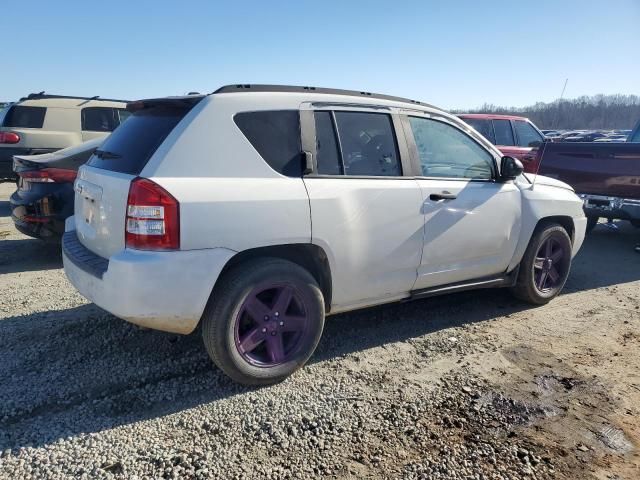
<box><xmin>537</xmin><ymin>142</ymin><xmax>640</xmax><ymax>200</ymax></box>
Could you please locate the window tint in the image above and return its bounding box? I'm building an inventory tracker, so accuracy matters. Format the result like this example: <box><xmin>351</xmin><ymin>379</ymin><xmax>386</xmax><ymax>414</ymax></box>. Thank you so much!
<box><xmin>333</xmin><ymin>111</ymin><xmax>401</xmax><ymax>176</ymax></box>
<box><xmin>314</xmin><ymin>111</ymin><xmax>342</xmax><ymax>175</ymax></box>
<box><xmin>493</xmin><ymin>119</ymin><xmax>515</xmax><ymax>146</ymax></box>
<box><xmin>87</xmin><ymin>106</ymin><xmax>189</xmax><ymax>175</ymax></box>
<box><xmin>235</xmin><ymin>110</ymin><xmax>302</xmax><ymax>177</ymax></box>
<box><xmin>409</xmin><ymin>117</ymin><xmax>494</xmax><ymax>180</ymax></box>
<box><xmin>462</xmin><ymin>118</ymin><xmax>495</xmax><ymax>144</ymax></box>
<box><xmin>513</xmin><ymin>120</ymin><xmax>543</xmax><ymax>147</ymax></box>
<box><xmin>82</xmin><ymin>107</ymin><xmax>117</xmax><ymax>132</ymax></box>
<box><xmin>2</xmin><ymin>106</ymin><xmax>46</xmax><ymax>128</ymax></box>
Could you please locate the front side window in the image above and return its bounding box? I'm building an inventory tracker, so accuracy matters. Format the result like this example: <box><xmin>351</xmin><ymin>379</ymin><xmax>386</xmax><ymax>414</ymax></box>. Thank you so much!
<box><xmin>334</xmin><ymin>111</ymin><xmax>401</xmax><ymax>176</ymax></box>
<box><xmin>2</xmin><ymin>105</ymin><xmax>46</xmax><ymax>128</ymax></box>
<box><xmin>493</xmin><ymin>119</ymin><xmax>515</xmax><ymax>146</ymax></box>
<box><xmin>409</xmin><ymin>116</ymin><xmax>494</xmax><ymax>180</ymax></box>
<box><xmin>82</xmin><ymin>107</ymin><xmax>116</xmax><ymax>132</ymax></box>
<box><xmin>513</xmin><ymin>120</ymin><xmax>543</xmax><ymax>147</ymax></box>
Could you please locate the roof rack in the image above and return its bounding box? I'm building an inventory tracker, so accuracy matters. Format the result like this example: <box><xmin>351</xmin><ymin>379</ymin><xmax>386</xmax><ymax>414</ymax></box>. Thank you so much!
<box><xmin>18</xmin><ymin>92</ymin><xmax>129</xmax><ymax>103</ymax></box>
<box><xmin>212</xmin><ymin>84</ymin><xmax>439</xmax><ymax>110</ymax></box>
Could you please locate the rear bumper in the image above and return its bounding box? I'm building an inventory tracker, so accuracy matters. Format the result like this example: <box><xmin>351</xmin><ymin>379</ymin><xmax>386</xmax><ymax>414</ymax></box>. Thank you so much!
<box><xmin>580</xmin><ymin>194</ymin><xmax>640</xmax><ymax>221</ymax></box>
<box><xmin>10</xmin><ymin>186</ymin><xmax>71</xmax><ymax>240</ymax></box>
<box><xmin>62</xmin><ymin>221</ymin><xmax>236</xmax><ymax>334</ymax></box>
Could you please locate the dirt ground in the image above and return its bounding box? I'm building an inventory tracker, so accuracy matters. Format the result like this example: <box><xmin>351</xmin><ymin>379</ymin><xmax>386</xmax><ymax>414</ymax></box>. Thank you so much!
<box><xmin>0</xmin><ymin>180</ymin><xmax>639</xmax><ymax>479</ymax></box>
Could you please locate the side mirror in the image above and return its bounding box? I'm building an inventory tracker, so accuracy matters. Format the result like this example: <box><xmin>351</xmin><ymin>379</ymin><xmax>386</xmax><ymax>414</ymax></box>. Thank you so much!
<box><xmin>500</xmin><ymin>156</ymin><xmax>524</xmax><ymax>180</ymax></box>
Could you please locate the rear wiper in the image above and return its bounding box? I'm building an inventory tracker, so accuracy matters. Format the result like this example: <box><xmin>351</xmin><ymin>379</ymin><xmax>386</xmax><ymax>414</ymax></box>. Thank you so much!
<box><xmin>94</xmin><ymin>149</ymin><xmax>122</xmax><ymax>159</ymax></box>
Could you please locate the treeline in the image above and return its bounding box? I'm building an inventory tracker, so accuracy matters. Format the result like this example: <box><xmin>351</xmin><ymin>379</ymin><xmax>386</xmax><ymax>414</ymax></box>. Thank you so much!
<box><xmin>456</xmin><ymin>94</ymin><xmax>640</xmax><ymax>130</ymax></box>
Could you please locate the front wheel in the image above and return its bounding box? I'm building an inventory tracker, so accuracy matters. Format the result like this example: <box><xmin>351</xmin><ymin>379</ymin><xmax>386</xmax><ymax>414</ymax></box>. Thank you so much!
<box><xmin>511</xmin><ymin>224</ymin><xmax>573</xmax><ymax>305</ymax></box>
<box><xmin>202</xmin><ymin>258</ymin><xmax>325</xmax><ymax>385</ymax></box>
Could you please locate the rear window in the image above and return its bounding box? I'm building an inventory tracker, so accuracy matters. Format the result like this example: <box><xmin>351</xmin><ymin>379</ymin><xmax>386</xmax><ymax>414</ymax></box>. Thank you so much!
<box><xmin>493</xmin><ymin>119</ymin><xmax>515</xmax><ymax>146</ymax></box>
<box><xmin>234</xmin><ymin>110</ymin><xmax>302</xmax><ymax>177</ymax></box>
<box><xmin>2</xmin><ymin>105</ymin><xmax>46</xmax><ymax>128</ymax></box>
<box><xmin>462</xmin><ymin>118</ymin><xmax>495</xmax><ymax>144</ymax></box>
<box><xmin>86</xmin><ymin>106</ymin><xmax>189</xmax><ymax>175</ymax></box>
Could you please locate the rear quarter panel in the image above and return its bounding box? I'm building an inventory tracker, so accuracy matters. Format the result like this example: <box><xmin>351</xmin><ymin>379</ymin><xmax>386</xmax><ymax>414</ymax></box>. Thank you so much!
<box><xmin>142</xmin><ymin>96</ymin><xmax>311</xmax><ymax>252</ymax></box>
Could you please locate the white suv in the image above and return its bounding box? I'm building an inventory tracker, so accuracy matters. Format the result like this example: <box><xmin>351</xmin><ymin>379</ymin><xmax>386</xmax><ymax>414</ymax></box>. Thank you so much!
<box><xmin>62</xmin><ymin>85</ymin><xmax>587</xmax><ymax>385</ymax></box>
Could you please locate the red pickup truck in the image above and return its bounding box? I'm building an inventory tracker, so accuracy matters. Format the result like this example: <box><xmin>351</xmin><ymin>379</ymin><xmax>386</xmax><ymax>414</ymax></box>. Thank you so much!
<box><xmin>537</xmin><ymin>121</ymin><xmax>640</xmax><ymax>232</ymax></box>
<box><xmin>458</xmin><ymin>114</ymin><xmax>544</xmax><ymax>173</ymax></box>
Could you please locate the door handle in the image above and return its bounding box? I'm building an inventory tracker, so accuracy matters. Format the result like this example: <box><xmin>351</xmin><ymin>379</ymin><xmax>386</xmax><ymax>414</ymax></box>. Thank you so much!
<box><xmin>429</xmin><ymin>192</ymin><xmax>457</xmax><ymax>201</ymax></box>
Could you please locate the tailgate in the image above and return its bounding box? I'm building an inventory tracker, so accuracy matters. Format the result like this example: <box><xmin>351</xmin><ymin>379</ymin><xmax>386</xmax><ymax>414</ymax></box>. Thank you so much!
<box><xmin>538</xmin><ymin>142</ymin><xmax>640</xmax><ymax>199</ymax></box>
<box><xmin>74</xmin><ymin>166</ymin><xmax>133</xmax><ymax>258</ymax></box>
<box><xmin>70</xmin><ymin>98</ymin><xmax>202</xmax><ymax>258</ymax></box>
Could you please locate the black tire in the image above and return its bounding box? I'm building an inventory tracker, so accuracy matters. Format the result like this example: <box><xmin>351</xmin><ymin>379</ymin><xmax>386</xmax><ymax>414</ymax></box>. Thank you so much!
<box><xmin>201</xmin><ymin>258</ymin><xmax>325</xmax><ymax>385</ymax></box>
<box><xmin>511</xmin><ymin>223</ymin><xmax>573</xmax><ymax>305</ymax></box>
<box><xmin>585</xmin><ymin>216</ymin><xmax>599</xmax><ymax>234</ymax></box>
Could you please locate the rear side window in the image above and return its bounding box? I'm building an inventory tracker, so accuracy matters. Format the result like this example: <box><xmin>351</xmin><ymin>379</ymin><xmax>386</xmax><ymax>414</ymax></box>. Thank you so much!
<box><xmin>493</xmin><ymin>119</ymin><xmax>515</xmax><ymax>146</ymax></box>
<box><xmin>334</xmin><ymin>112</ymin><xmax>401</xmax><ymax>176</ymax></box>
<box><xmin>313</xmin><ymin>111</ymin><xmax>401</xmax><ymax>177</ymax></box>
<box><xmin>462</xmin><ymin>118</ymin><xmax>495</xmax><ymax>144</ymax></box>
<box><xmin>82</xmin><ymin>107</ymin><xmax>117</xmax><ymax>132</ymax></box>
<box><xmin>513</xmin><ymin>120</ymin><xmax>543</xmax><ymax>147</ymax></box>
<box><xmin>234</xmin><ymin>111</ymin><xmax>302</xmax><ymax>177</ymax></box>
<box><xmin>2</xmin><ymin>106</ymin><xmax>46</xmax><ymax>128</ymax></box>
<box><xmin>86</xmin><ymin>106</ymin><xmax>189</xmax><ymax>175</ymax></box>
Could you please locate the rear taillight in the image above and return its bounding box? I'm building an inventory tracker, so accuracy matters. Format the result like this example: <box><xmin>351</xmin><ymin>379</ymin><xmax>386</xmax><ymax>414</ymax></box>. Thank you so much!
<box><xmin>0</xmin><ymin>132</ymin><xmax>20</xmax><ymax>144</ymax></box>
<box><xmin>125</xmin><ymin>178</ymin><xmax>179</xmax><ymax>250</ymax></box>
<box><xmin>19</xmin><ymin>168</ymin><xmax>77</xmax><ymax>183</ymax></box>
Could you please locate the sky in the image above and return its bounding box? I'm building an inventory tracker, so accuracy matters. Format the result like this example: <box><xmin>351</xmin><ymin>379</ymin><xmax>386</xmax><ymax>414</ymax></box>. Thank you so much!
<box><xmin>3</xmin><ymin>0</ymin><xmax>639</xmax><ymax>110</ymax></box>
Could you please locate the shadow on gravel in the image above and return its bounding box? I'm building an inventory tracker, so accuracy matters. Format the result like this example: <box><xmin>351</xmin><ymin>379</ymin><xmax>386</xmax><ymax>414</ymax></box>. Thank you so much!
<box><xmin>0</xmin><ymin>304</ymin><xmax>247</xmax><ymax>452</ymax></box>
<box><xmin>0</xmin><ymin>239</ymin><xmax>62</xmax><ymax>274</ymax></box>
<box><xmin>1</xmin><ymin>221</ymin><xmax>638</xmax><ymax>452</ymax></box>
<box><xmin>563</xmin><ymin>221</ymin><xmax>640</xmax><ymax>293</ymax></box>
<box><xmin>0</xmin><ymin>200</ymin><xmax>10</xmax><ymax>217</ymax></box>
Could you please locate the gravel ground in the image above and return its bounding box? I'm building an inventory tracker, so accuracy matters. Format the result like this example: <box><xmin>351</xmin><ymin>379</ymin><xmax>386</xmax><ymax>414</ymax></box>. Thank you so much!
<box><xmin>0</xmin><ymin>181</ymin><xmax>639</xmax><ymax>479</ymax></box>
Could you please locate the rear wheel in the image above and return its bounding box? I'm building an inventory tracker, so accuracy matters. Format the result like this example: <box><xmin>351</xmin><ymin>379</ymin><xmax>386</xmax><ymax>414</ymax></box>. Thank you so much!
<box><xmin>202</xmin><ymin>258</ymin><xmax>325</xmax><ymax>385</ymax></box>
<box><xmin>585</xmin><ymin>216</ymin><xmax>599</xmax><ymax>234</ymax></box>
<box><xmin>511</xmin><ymin>224</ymin><xmax>572</xmax><ymax>305</ymax></box>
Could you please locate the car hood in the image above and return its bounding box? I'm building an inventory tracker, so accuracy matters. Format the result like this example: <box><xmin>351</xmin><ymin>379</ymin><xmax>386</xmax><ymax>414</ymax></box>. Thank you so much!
<box><xmin>520</xmin><ymin>174</ymin><xmax>575</xmax><ymax>192</ymax></box>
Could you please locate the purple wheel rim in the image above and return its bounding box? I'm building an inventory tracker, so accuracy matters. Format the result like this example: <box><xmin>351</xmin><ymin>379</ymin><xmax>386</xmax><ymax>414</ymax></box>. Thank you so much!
<box><xmin>233</xmin><ymin>282</ymin><xmax>309</xmax><ymax>367</ymax></box>
<box><xmin>533</xmin><ymin>237</ymin><xmax>566</xmax><ymax>293</ymax></box>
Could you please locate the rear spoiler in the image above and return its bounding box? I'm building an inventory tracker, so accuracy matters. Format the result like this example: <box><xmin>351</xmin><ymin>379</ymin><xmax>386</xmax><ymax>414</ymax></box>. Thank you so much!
<box><xmin>126</xmin><ymin>95</ymin><xmax>205</xmax><ymax>112</ymax></box>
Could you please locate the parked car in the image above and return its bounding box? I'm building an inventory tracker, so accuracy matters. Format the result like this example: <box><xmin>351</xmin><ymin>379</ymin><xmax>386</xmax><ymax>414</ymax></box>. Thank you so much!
<box><xmin>10</xmin><ymin>138</ymin><xmax>101</xmax><ymax>241</ymax></box>
<box><xmin>593</xmin><ymin>134</ymin><xmax>627</xmax><ymax>143</ymax></box>
<box><xmin>62</xmin><ymin>85</ymin><xmax>587</xmax><ymax>385</ymax></box>
<box><xmin>457</xmin><ymin>114</ymin><xmax>546</xmax><ymax>173</ymax></box>
<box><xmin>562</xmin><ymin>131</ymin><xmax>608</xmax><ymax>142</ymax></box>
<box><xmin>0</xmin><ymin>93</ymin><xmax>129</xmax><ymax>182</ymax></box>
<box><xmin>537</xmin><ymin>119</ymin><xmax>640</xmax><ymax>232</ymax></box>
